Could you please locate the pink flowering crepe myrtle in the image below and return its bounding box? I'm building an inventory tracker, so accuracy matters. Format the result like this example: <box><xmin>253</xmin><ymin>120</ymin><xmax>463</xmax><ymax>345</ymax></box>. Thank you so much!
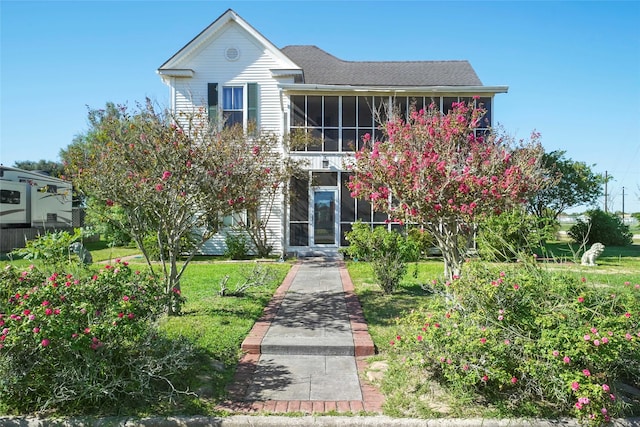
<box><xmin>348</xmin><ymin>99</ymin><xmax>547</xmax><ymax>279</ymax></box>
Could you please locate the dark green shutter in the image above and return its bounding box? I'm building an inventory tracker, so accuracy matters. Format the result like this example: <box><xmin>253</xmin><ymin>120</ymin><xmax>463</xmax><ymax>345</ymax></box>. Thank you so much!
<box><xmin>207</xmin><ymin>83</ymin><xmax>218</xmax><ymax>123</ymax></box>
<box><xmin>247</xmin><ymin>83</ymin><xmax>258</xmax><ymax>126</ymax></box>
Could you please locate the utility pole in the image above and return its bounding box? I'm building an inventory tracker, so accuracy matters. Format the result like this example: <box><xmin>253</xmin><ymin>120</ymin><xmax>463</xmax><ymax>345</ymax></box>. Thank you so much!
<box><xmin>604</xmin><ymin>171</ymin><xmax>608</xmax><ymax>213</ymax></box>
<box><xmin>622</xmin><ymin>186</ymin><xmax>625</xmax><ymax>223</ymax></box>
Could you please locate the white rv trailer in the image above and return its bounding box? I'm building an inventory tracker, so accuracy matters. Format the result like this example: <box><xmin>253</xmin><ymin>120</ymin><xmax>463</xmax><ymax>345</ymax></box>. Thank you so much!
<box><xmin>0</xmin><ymin>166</ymin><xmax>73</xmax><ymax>229</ymax></box>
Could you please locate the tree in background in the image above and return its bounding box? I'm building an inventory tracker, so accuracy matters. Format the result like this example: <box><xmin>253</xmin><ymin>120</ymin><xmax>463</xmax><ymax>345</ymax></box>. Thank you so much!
<box><xmin>348</xmin><ymin>99</ymin><xmax>546</xmax><ymax>279</ymax></box>
<box><xmin>568</xmin><ymin>208</ymin><xmax>633</xmax><ymax>247</ymax></box>
<box><xmin>12</xmin><ymin>159</ymin><xmax>65</xmax><ymax>178</ymax></box>
<box><xmin>527</xmin><ymin>150</ymin><xmax>604</xmax><ymax>222</ymax></box>
<box><xmin>64</xmin><ymin>100</ymin><xmax>295</xmax><ymax>313</ymax></box>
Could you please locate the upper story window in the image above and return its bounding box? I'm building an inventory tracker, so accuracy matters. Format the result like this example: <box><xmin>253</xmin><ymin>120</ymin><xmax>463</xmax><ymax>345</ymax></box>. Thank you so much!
<box><xmin>208</xmin><ymin>83</ymin><xmax>259</xmax><ymax>130</ymax></box>
<box><xmin>223</xmin><ymin>87</ymin><xmax>244</xmax><ymax>128</ymax></box>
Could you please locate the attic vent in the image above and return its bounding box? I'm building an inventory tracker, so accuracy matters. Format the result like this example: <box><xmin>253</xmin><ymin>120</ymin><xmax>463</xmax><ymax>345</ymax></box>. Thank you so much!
<box><xmin>225</xmin><ymin>47</ymin><xmax>240</xmax><ymax>61</ymax></box>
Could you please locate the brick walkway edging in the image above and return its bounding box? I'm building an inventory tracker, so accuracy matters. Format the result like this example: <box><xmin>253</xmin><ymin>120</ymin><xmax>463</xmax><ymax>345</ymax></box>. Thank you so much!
<box><xmin>217</xmin><ymin>260</ymin><xmax>385</xmax><ymax>414</ymax></box>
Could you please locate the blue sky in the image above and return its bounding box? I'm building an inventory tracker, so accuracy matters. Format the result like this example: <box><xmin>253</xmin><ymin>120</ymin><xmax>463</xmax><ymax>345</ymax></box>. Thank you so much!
<box><xmin>1</xmin><ymin>1</ymin><xmax>639</xmax><ymax>213</ymax></box>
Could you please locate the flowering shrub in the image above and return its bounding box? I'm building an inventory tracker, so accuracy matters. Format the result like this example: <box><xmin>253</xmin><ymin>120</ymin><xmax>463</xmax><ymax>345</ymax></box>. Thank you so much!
<box><xmin>347</xmin><ymin>99</ymin><xmax>547</xmax><ymax>279</ymax></box>
<box><xmin>389</xmin><ymin>261</ymin><xmax>639</xmax><ymax>425</ymax></box>
<box><xmin>0</xmin><ymin>260</ymin><xmax>195</xmax><ymax>415</ymax></box>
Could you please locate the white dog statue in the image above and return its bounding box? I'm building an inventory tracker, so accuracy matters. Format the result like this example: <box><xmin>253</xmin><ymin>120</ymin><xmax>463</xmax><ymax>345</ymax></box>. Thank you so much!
<box><xmin>581</xmin><ymin>242</ymin><xmax>605</xmax><ymax>266</ymax></box>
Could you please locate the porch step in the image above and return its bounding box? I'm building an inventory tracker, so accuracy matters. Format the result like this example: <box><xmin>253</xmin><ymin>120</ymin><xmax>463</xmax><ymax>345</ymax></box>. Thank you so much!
<box><xmin>260</xmin><ymin>276</ymin><xmax>354</xmax><ymax>356</ymax></box>
<box><xmin>293</xmin><ymin>249</ymin><xmax>343</xmax><ymax>259</ymax></box>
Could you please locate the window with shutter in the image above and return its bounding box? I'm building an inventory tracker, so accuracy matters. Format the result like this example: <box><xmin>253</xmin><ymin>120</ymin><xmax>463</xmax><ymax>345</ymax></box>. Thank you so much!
<box><xmin>207</xmin><ymin>83</ymin><xmax>218</xmax><ymax>123</ymax></box>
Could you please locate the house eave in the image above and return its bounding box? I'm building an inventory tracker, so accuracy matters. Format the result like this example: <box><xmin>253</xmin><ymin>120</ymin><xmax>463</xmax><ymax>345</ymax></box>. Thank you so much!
<box><xmin>271</xmin><ymin>69</ymin><xmax>304</xmax><ymax>78</ymax></box>
<box><xmin>157</xmin><ymin>69</ymin><xmax>195</xmax><ymax>78</ymax></box>
<box><xmin>279</xmin><ymin>83</ymin><xmax>509</xmax><ymax>94</ymax></box>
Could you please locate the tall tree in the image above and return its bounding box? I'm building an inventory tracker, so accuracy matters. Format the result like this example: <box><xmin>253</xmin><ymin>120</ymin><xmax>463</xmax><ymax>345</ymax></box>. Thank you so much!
<box><xmin>527</xmin><ymin>150</ymin><xmax>604</xmax><ymax>221</ymax></box>
<box><xmin>64</xmin><ymin>100</ymin><xmax>295</xmax><ymax>313</ymax></box>
<box><xmin>12</xmin><ymin>159</ymin><xmax>64</xmax><ymax>178</ymax></box>
<box><xmin>348</xmin><ymin>99</ymin><xmax>546</xmax><ymax>279</ymax></box>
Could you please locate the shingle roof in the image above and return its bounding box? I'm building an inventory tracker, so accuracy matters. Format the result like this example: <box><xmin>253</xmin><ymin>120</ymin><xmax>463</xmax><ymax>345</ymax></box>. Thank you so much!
<box><xmin>280</xmin><ymin>45</ymin><xmax>483</xmax><ymax>87</ymax></box>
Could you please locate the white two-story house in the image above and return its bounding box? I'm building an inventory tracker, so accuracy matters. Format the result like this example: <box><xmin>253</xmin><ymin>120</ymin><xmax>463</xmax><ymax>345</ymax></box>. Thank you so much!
<box><xmin>157</xmin><ymin>9</ymin><xmax>508</xmax><ymax>257</ymax></box>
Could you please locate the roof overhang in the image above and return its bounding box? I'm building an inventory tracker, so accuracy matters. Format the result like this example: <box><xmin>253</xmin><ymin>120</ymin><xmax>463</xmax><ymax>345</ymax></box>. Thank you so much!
<box><xmin>279</xmin><ymin>83</ymin><xmax>509</xmax><ymax>94</ymax></box>
<box><xmin>157</xmin><ymin>68</ymin><xmax>195</xmax><ymax>85</ymax></box>
<box><xmin>157</xmin><ymin>69</ymin><xmax>195</xmax><ymax>78</ymax></box>
<box><xmin>271</xmin><ymin>69</ymin><xmax>304</xmax><ymax>78</ymax></box>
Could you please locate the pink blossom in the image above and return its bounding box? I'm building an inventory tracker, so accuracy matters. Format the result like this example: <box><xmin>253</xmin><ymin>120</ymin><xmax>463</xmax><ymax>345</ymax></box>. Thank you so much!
<box><xmin>122</xmin><ymin>296</ymin><xmax>130</xmax><ymax>301</ymax></box>
<box><xmin>572</xmin><ymin>382</ymin><xmax>580</xmax><ymax>391</ymax></box>
<box><xmin>552</xmin><ymin>350</ymin><xmax>559</xmax><ymax>357</ymax></box>
<box><xmin>155</xmin><ymin>184</ymin><xmax>164</xmax><ymax>191</ymax></box>
<box><xmin>582</xmin><ymin>369</ymin><xmax>591</xmax><ymax>377</ymax></box>
<box><xmin>624</xmin><ymin>312</ymin><xmax>631</xmax><ymax>318</ymax></box>
<box><xmin>481</xmin><ymin>375</ymin><xmax>488</xmax><ymax>382</ymax></box>
<box><xmin>416</xmin><ymin>335</ymin><xmax>423</xmax><ymax>341</ymax></box>
<box><xmin>480</xmin><ymin>337</ymin><xmax>487</xmax><ymax>344</ymax></box>
<box><xmin>161</xmin><ymin>170</ymin><xmax>172</xmax><ymax>181</ymax></box>
<box><xmin>577</xmin><ymin>296</ymin><xmax>585</xmax><ymax>303</ymax></box>
<box><xmin>593</xmin><ymin>339</ymin><xmax>600</xmax><ymax>346</ymax></box>
<box><xmin>590</xmin><ymin>327</ymin><xmax>598</xmax><ymax>334</ymax></box>
<box><xmin>563</xmin><ymin>356</ymin><xmax>571</xmax><ymax>364</ymax></box>
<box><xmin>41</xmin><ymin>339</ymin><xmax>50</xmax><ymax>347</ymax></box>
<box><xmin>504</xmin><ymin>339</ymin><xmax>511</xmax><ymax>345</ymax></box>
<box><xmin>498</xmin><ymin>315</ymin><xmax>504</xmax><ymax>321</ymax></box>
<box><xmin>602</xmin><ymin>384</ymin><xmax>610</xmax><ymax>392</ymax></box>
<box><xmin>584</xmin><ymin>335</ymin><xmax>591</xmax><ymax>341</ymax></box>
<box><xmin>511</xmin><ymin>377</ymin><xmax>518</xmax><ymax>384</ymax></box>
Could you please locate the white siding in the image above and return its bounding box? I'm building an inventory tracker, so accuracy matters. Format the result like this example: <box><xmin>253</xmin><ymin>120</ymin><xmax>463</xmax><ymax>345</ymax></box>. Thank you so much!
<box><xmin>171</xmin><ymin>23</ymin><xmax>290</xmax><ymax>134</ymax></box>
<box><xmin>166</xmin><ymin>21</ymin><xmax>294</xmax><ymax>256</ymax></box>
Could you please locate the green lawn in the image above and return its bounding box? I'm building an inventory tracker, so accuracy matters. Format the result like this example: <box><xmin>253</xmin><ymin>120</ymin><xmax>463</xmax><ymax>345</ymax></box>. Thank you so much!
<box><xmin>348</xmin><ymin>245</ymin><xmax>640</xmax><ymax>357</ymax></box>
<box><xmin>347</xmin><ymin>244</ymin><xmax>640</xmax><ymax>420</ymax></box>
<box><xmin>158</xmin><ymin>261</ymin><xmax>292</xmax><ymax>409</ymax></box>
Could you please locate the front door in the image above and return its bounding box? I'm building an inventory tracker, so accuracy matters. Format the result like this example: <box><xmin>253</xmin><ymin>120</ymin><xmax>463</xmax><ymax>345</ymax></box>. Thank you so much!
<box><xmin>312</xmin><ymin>190</ymin><xmax>337</xmax><ymax>246</ymax></box>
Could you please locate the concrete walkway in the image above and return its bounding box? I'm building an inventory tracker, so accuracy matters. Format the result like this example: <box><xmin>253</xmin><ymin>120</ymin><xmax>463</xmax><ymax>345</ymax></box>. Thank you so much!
<box><xmin>218</xmin><ymin>257</ymin><xmax>383</xmax><ymax>414</ymax></box>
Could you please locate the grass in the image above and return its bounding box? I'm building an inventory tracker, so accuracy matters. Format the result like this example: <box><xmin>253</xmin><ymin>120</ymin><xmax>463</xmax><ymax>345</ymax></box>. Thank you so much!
<box><xmin>0</xmin><ymin>243</ymin><xmax>292</xmax><ymax>416</ymax></box>
<box><xmin>158</xmin><ymin>261</ymin><xmax>292</xmax><ymax>411</ymax></box>
<box><xmin>346</xmin><ymin>244</ymin><xmax>640</xmax><ymax>420</ymax></box>
<box><xmin>82</xmin><ymin>240</ymin><xmax>144</xmax><ymax>262</ymax></box>
<box><xmin>349</xmin><ymin>244</ymin><xmax>640</xmax><ymax>356</ymax></box>
<box><xmin>2</xmin><ymin>233</ymin><xmax>638</xmax><ymax>418</ymax></box>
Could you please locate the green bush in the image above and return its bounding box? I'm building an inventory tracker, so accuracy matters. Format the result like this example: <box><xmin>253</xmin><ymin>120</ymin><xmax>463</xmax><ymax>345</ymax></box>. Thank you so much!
<box><xmin>10</xmin><ymin>229</ymin><xmax>84</xmax><ymax>271</ymax></box>
<box><xmin>0</xmin><ymin>261</ymin><xmax>195</xmax><ymax>415</ymax></box>
<box><xmin>406</xmin><ymin>226</ymin><xmax>436</xmax><ymax>257</ymax></box>
<box><xmin>84</xmin><ymin>198</ymin><xmax>133</xmax><ymax>247</ymax></box>
<box><xmin>224</xmin><ymin>231</ymin><xmax>251</xmax><ymax>260</ymax></box>
<box><xmin>476</xmin><ymin>208</ymin><xmax>556</xmax><ymax>261</ymax></box>
<box><xmin>389</xmin><ymin>261</ymin><xmax>639</xmax><ymax>424</ymax></box>
<box><xmin>341</xmin><ymin>222</ymin><xmax>419</xmax><ymax>294</ymax></box>
<box><xmin>569</xmin><ymin>209</ymin><xmax>633</xmax><ymax>247</ymax></box>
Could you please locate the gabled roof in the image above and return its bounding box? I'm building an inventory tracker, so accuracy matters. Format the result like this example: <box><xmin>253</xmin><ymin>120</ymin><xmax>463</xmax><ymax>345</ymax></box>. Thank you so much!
<box><xmin>281</xmin><ymin>45</ymin><xmax>483</xmax><ymax>87</ymax></box>
<box><xmin>157</xmin><ymin>9</ymin><xmax>300</xmax><ymax>75</ymax></box>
